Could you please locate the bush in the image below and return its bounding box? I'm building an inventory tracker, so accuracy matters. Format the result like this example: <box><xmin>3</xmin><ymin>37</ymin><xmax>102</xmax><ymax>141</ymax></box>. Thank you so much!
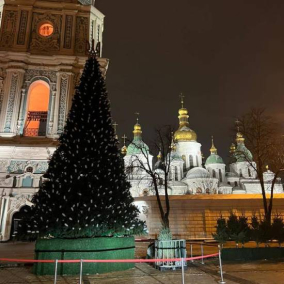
<box><xmin>251</xmin><ymin>215</ymin><xmax>261</xmax><ymax>247</ymax></box>
<box><xmin>227</xmin><ymin>213</ymin><xmax>250</xmax><ymax>247</ymax></box>
<box><xmin>258</xmin><ymin>219</ymin><xmax>272</xmax><ymax>246</ymax></box>
<box><xmin>212</xmin><ymin>215</ymin><xmax>229</xmax><ymax>246</ymax></box>
<box><xmin>272</xmin><ymin>215</ymin><xmax>284</xmax><ymax>247</ymax></box>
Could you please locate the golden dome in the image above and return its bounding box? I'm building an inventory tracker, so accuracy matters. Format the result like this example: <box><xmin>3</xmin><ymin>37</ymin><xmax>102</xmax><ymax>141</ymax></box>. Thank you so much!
<box><xmin>236</xmin><ymin>132</ymin><xmax>245</xmax><ymax>144</ymax></box>
<box><xmin>178</xmin><ymin>108</ymin><xmax>188</xmax><ymax>116</ymax></box>
<box><xmin>133</xmin><ymin>123</ymin><xmax>142</xmax><ymax>136</ymax></box>
<box><xmin>121</xmin><ymin>145</ymin><xmax>127</xmax><ymax>155</ymax></box>
<box><xmin>174</xmin><ymin>95</ymin><xmax>197</xmax><ymax>142</ymax></box>
<box><xmin>174</xmin><ymin>127</ymin><xmax>197</xmax><ymax>142</ymax></box>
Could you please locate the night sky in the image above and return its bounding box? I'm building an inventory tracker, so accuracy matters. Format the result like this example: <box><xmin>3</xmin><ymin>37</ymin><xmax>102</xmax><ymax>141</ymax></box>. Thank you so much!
<box><xmin>96</xmin><ymin>0</ymin><xmax>284</xmax><ymax>161</ymax></box>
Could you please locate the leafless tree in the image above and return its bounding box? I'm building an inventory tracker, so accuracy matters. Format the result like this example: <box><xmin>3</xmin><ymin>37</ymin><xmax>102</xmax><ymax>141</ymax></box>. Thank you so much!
<box><xmin>126</xmin><ymin>126</ymin><xmax>175</xmax><ymax>229</ymax></box>
<box><xmin>234</xmin><ymin>108</ymin><xmax>284</xmax><ymax>223</ymax></box>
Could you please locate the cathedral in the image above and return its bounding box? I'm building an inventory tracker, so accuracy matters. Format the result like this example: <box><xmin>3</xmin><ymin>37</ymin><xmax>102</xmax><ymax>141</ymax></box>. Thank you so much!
<box><xmin>0</xmin><ymin>0</ymin><xmax>282</xmax><ymax>242</ymax></box>
<box><xmin>122</xmin><ymin>99</ymin><xmax>283</xmax><ymax>197</ymax></box>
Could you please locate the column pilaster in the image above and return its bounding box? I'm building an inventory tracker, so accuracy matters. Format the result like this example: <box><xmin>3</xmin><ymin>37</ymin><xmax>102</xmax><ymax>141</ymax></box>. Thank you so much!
<box><xmin>53</xmin><ymin>72</ymin><xmax>74</xmax><ymax>137</ymax></box>
<box><xmin>0</xmin><ymin>69</ymin><xmax>25</xmax><ymax>137</ymax></box>
<box><xmin>16</xmin><ymin>88</ymin><xmax>26</xmax><ymax>135</ymax></box>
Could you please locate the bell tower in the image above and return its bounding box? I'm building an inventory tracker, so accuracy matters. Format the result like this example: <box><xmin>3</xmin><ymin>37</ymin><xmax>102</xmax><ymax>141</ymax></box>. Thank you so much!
<box><xmin>0</xmin><ymin>0</ymin><xmax>108</xmax><ymax>138</ymax></box>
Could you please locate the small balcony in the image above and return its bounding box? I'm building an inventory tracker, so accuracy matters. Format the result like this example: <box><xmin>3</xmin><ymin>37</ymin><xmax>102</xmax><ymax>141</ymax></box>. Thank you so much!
<box><xmin>24</xmin><ymin>111</ymin><xmax>48</xmax><ymax>137</ymax></box>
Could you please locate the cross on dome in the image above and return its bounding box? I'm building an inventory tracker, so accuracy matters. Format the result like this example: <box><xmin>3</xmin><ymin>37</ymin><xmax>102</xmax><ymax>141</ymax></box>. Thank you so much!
<box><xmin>179</xmin><ymin>93</ymin><xmax>185</xmax><ymax>108</ymax></box>
<box><xmin>122</xmin><ymin>134</ymin><xmax>127</xmax><ymax>146</ymax></box>
<box><xmin>135</xmin><ymin>112</ymin><xmax>140</xmax><ymax>124</ymax></box>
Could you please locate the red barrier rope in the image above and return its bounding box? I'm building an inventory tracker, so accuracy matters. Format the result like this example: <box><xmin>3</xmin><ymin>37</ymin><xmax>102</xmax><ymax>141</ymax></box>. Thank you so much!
<box><xmin>0</xmin><ymin>253</ymin><xmax>219</xmax><ymax>264</ymax></box>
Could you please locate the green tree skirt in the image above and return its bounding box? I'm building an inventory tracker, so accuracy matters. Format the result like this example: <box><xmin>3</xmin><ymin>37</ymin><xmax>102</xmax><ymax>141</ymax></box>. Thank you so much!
<box><xmin>34</xmin><ymin>237</ymin><xmax>135</xmax><ymax>275</ymax></box>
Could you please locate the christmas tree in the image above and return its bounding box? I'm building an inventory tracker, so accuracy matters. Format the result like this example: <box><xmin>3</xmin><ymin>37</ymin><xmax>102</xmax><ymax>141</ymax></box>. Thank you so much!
<box><xmin>23</xmin><ymin>47</ymin><xmax>145</xmax><ymax>239</ymax></box>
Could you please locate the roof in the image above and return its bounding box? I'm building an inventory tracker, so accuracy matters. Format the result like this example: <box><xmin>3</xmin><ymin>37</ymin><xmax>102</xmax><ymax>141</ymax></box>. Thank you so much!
<box><xmin>205</xmin><ymin>154</ymin><xmax>224</xmax><ymax>165</ymax></box>
<box><xmin>126</xmin><ymin>137</ymin><xmax>149</xmax><ymax>156</ymax></box>
<box><xmin>186</xmin><ymin>167</ymin><xmax>210</xmax><ymax>179</ymax></box>
<box><xmin>234</xmin><ymin>143</ymin><xmax>253</xmax><ymax>162</ymax></box>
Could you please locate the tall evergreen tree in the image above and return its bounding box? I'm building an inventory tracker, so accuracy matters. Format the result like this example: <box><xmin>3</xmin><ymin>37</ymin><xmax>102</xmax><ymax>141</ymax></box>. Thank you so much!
<box><xmin>23</xmin><ymin>49</ymin><xmax>145</xmax><ymax>238</ymax></box>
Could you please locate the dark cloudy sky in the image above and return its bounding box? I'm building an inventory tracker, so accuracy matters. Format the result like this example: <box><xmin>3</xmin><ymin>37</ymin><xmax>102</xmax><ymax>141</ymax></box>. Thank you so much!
<box><xmin>96</xmin><ymin>0</ymin><xmax>284</xmax><ymax>161</ymax></box>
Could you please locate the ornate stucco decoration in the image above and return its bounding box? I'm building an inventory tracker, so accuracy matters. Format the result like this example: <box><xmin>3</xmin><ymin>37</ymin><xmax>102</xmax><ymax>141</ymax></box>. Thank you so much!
<box><xmin>0</xmin><ymin>10</ymin><xmax>18</xmax><ymax>48</ymax></box>
<box><xmin>78</xmin><ymin>0</ymin><xmax>92</xmax><ymax>5</ymax></box>
<box><xmin>75</xmin><ymin>17</ymin><xmax>88</xmax><ymax>55</ymax></box>
<box><xmin>30</xmin><ymin>13</ymin><xmax>62</xmax><ymax>52</ymax></box>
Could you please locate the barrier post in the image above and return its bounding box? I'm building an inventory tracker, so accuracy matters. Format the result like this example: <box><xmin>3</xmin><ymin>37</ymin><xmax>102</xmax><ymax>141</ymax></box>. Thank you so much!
<box><xmin>201</xmin><ymin>244</ymin><xmax>204</xmax><ymax>265</ymax></box>
<box><xmin>79</xmin><ymin>259</ymin><xmax>83</xmax><ymax>284</ymax></box>
<box><xmin>218</xmin><ymin>246</ymin><xmax>225</xmax><ymax>284</ymax></box>
<box><xmin>190</xmin><ymin>244</ymin><xmax>193</xmax><ymax>263</ymax></box>
<box><xmin>181</xmin><ymin>258</ymin><xmax>185</xmax><ymax>284</ymax></box>
<box><xmin>54</xmin><ymin>259</ymin><xmax>58</xmax><ymax>284</ymax></box>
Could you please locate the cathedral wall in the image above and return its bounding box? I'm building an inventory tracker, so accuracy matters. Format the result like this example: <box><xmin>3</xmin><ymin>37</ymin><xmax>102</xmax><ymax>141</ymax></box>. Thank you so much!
<box><xmin>176</xmin><ymin>141</ymin><xmax>202</xmax><ymax>168</ymax></box>
<box><xmin>135</xmin><ymin>194</ymin><xmax>284</xmax><ymax>239</ymax></box>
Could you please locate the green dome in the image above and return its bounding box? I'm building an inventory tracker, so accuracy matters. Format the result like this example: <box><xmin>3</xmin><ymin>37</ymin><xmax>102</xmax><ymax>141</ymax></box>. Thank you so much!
<box><xmin>126</xmin><ymin>136</ymin><xmax>149</xmax><ymax>155</ymax></box>
<box><xmin>234</xmin><ymin>143</ymin><xmax>253</xmax><ymax>162</ymax></box>
<box><xmin>205</xmin><ymin>154</ymin><xmax>224</xmax><ymax>165</ymax></box>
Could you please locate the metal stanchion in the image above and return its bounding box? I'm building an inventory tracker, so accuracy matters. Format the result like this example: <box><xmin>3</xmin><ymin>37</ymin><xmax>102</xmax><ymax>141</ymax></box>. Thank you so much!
<box><xmin>79</xmin><ymin>259</ymin><xmax>83</xmax><ymax>284</ymax></box>
<box><xmin>218</xmin><ymin>247</ymin><xmax>226</xmax><ymax>284</ymax></box>
<box><xmin>54</xmin><ymin>259</ymin><xmax>58</xmax><ymax>284</ymax></box>
<box><xmin>181</xmin><ymin>258</ymin><xmax>185</xmax><ymax>284</ymax></box>
<box><xmin>190</xmin><ymin>244</ymin><xmax>193</xmax><ymax>263</ymax></box>
<box><xmin>201</xmin><ymin>244</ymin><xmax>204</xmax><ymax>265</ymax></box>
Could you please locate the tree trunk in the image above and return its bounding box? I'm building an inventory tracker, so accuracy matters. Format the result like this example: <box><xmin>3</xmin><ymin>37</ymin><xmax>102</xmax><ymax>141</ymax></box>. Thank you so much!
<box><xmin>152</xmin><ymin>176</ymin><xmax>166</xmax><ymax>228</ymax></box>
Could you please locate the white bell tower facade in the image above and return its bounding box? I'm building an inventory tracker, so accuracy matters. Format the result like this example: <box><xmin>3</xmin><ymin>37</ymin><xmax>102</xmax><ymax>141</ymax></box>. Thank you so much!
<box><xmin>0</xmin><ymin>0</ymin><xmax>107</xmax><ymax>138</ymax></box>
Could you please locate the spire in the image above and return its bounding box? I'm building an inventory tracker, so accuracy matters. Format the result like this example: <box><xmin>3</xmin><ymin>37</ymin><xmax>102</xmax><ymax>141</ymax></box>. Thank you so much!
<box><xmin>112</xmin><ymin>121</ymin><xmax>119</xmax><ymax>141</ymax></box>
<box><xmin>178</xmin><ymin>93</ymin><xmax>189</xmax><ymax>127</ymax></box>
<box><xmin>121</xmin><ymin>134</ymin><xmax>127</xmax><ymax>155</ymax></box>
<box><xmin>174</xmin><ymin>93</ymin><xmax>197</xmax><ymax>142</ymax></box>
<box><xmin>210</xmin><ymin>136</ymin><xmax>217</xmax><ymax>154</ymax></box>
<box><xmin>157</xmin><ymin>150</ymin><xmax>162</xmax><ymax>160</ymax></box>
<box><xmin>133</xmin><ymin>112</ymin><xmax>142</xmax><ymax>138</ymax></box>
<box><xmin>235</xmin><ymin>119</ymin><xmax>245</xmax><ymax>144</ymax></box>
<box><xmin>180</xmin><ymin>93</ymin><xmax>185</xmax><ymax>108</ymax></box>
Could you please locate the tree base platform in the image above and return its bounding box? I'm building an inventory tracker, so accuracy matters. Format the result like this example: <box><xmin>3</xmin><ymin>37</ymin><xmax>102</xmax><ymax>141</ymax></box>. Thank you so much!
<box><xmin>34</xmin><ymin>237</ymin><xmax>135</xmax><ymax>275</ymax></box>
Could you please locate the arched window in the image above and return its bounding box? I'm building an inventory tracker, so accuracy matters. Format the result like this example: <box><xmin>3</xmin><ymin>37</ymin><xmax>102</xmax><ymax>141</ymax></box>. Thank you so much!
<box><xmin>175</xmin><ymin>166</ymin><xmax>178</xmax><ymax>181</ymax></box>
<box><xmin>24</xmin><ymin>80</ymin><xmax>50</xmax><ymax>137</ymax></box>
<box><xmin>182</xmin><ymin>155</ymin><xmax>186</xmax><ymax>172</ymax></box>
<box><xmin>219</xmin><ymin>169</ymin><xmax>223</xmax><ymax>182</ymax></box>
<box><xmin>189</xmin><ymin>155</ymin><xmax>193</xmax><ymax>168</ymax></box>
<box><xmin>234</xmin><ymin>181</ymin><xmax>238</xmax><ymax>187</ymax></box>
<box><xmin>196</xmin><ymin>188</ymin><xmax>202</xmax><ymax>194</ymax></box>
<box><xmin>196</xmin><ymin>156</ymin><xmax>199</xmax><ymax>167</ymax></box>
<box><xmin>239</xmin><ymin>170</ymin><xmax>243</xmax><ymax>177</ymax></box>
<box><xmin>212</xmin><ymin>170</ymin><xmax>216</xmax><ymax>178</ymax></box>
<box><xmin>142</xmin><ymin>189</ymin><xmax>149</xmax><ymax>196</ymax></box>
<box><xmin>248</xmin><ymin>168</ymin><xmax>251</xmax><ymax>177</ymax></box>
<box><xmin>169</xmin><ymin>169</ymin><xmax>173</xmax><ymax>181</ymax></box>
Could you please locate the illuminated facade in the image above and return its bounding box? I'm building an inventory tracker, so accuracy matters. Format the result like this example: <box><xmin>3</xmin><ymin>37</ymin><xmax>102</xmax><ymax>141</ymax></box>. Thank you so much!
<box><xmin>124</xmin><ymin>101</ymin><xmax>283</xmax><ymax>198</ymax></box>
<box><xmin>0</xmin><ymin>0</ymin><xmax>108</xmax><ymax>241</ymax></box>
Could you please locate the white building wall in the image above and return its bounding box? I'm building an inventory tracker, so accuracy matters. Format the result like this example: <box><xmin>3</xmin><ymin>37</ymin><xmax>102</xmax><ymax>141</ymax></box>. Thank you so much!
<box><xmin>176</xmin><ymin>141</ymin><xmax>202</xmax><ymax>169</ymax></box>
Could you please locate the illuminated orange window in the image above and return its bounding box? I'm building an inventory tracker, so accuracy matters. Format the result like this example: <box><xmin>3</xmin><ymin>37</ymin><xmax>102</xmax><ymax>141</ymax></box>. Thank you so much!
<box><xmin>24</xmin><ymin>81</ymin><xmax>50</xmax><ymax>137</ymax></box>
<box><xmin>38</xmin><ymin>23</ymin><xmax>54</xmax><ymax>37</ymax></box>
